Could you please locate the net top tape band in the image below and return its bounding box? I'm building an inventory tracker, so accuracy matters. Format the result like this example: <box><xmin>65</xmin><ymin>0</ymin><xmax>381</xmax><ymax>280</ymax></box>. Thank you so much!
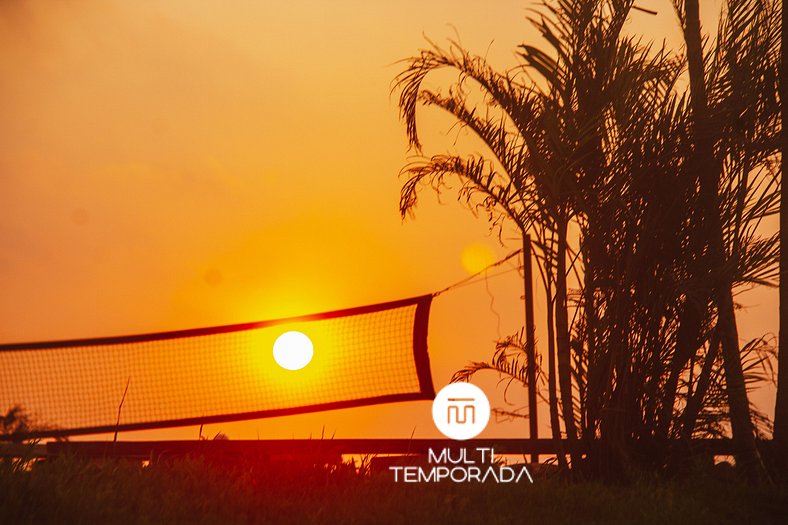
<box><xmin>0</xmin><ymin>295</ymin><xmax>433</xmax><ymax>351</ymax></box>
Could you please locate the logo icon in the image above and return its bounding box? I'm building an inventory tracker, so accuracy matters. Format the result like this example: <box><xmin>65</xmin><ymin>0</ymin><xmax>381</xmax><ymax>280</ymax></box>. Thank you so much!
<box><xmin>432</xmin><ymin>382</ymin><xmax>490</xmax><ymax>440</ymax></box>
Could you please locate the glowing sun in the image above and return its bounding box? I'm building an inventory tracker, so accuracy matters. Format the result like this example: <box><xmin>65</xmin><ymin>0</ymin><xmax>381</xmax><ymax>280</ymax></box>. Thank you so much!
<box><xmin>461</xmin><ymin>243</ymin><xmax>496</xmax><ymax>275</ymax></box>
<box><xmin>273</xmin><ymin>331</ymin><xmax>314</xmax><ymax>370</ymax></box>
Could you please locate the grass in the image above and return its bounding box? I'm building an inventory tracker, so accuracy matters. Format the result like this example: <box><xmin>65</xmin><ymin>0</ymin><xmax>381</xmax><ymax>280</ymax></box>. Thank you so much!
<box><xmin>1</xmin><ymin>454</ymin><xmax>787</xmax><ymax>525</ymax></box>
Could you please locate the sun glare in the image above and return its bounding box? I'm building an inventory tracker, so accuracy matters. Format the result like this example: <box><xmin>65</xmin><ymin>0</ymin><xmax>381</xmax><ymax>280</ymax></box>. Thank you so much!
<box><xmin>461</xmin><ymin>243</ymin><xmax>496</xmax><ymax>275</ymax></box>
<box><xmin>273</xmin><ymin>331</ymin><xmax>314</xmax><ymax>370</ymax></box>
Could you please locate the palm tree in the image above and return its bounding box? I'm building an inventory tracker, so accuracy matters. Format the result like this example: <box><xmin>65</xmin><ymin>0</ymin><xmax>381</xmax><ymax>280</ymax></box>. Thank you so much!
<box><xmin>681</xmin><ymin>0</ymin><xmax>759</xmax><ymax>480</ymax></box>
<box><xmin>394</xmin><ymin>0</ymin><xmax>780</xmax><ymax>478</ymax></box>
<box><xmin>395</xmin><ymin>0</ymin><xmax>681</xmax><ymax>472</ymax></box>
<box><xmin>395</xmin><ymin>37</ymin><xmax>575</xmax><ymax>466</ymax></box>
<box><xmin>675</xmin><ymin>0</ymin><xmax>779</xmax><ymax>481</ymax></box>
<box><xmin>775</xmin><ymin>0</ymin><xmax>788</xmax><ymax>476</ymax></box>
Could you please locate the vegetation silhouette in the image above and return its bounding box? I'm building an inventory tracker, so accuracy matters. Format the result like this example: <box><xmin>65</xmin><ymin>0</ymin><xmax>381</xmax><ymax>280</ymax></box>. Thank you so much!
<box><xmin>1</xmin><ymin>406</ymin><xmax>66</xmax><ymax>444</ymax></box>
<box><xmin>395</xmin><ymin>0</ymin><xmax>780</xmax><ymax>480</ymax></box>
<box><xmin>774</xmin><ymin>0</ymin><xmax>788</xmax><ymax>481</ymax></box>
<box><xmin>2</xmin><ymin>453</ymin><xmax>786</xmax><ymax>524</ymax></box>
<box><xmin>1</xmin><ymin>406</ymin><xmax>33</xmax><ymax>442</ymax></box>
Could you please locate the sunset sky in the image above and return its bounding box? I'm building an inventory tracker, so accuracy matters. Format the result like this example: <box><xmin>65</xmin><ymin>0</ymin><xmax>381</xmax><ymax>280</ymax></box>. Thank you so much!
<box><xmin>0</xmin><ymin>0</ymin><xmax>776</xmax><ymax>441</ymax></box>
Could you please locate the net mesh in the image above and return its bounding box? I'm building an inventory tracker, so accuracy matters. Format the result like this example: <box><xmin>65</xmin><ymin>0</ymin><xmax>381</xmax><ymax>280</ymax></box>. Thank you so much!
<box><xmin>0</xmin><ymin>295</ymin><xmax>434</xmax><ymax>439</ymax></box>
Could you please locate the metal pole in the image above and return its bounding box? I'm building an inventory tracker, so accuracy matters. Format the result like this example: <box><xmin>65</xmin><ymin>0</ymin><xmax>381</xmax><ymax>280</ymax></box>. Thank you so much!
<box><xmin>524</xmin><ymin>234</ymin><xmax>538</xmax><ymax>463</ymax></box>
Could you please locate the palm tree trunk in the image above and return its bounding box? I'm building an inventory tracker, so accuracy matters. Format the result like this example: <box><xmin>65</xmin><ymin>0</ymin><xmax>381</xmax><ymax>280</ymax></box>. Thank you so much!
<box><xmin>717</xmin><ymin>288</ymin><xmax>766</xmax><ymax>479</ymax></box>
<box><xmin>681</xmin><ymin>328</ymin><xmax>721</xmax><ymax>440</ymax></box>
<box><xmin>774</xmin><ymin>0</ymin><xmax>788</xmax><ymax>474</ymax></box>
<box><xmin>582</xmin><ymin>252</ymin><xmax>597</xmax><ymax>442</ymax></box>
<box><xmin>682</xmin><ymin>0</ymin><xmax>765</xmax><ymax>482</ymax></box>
<box><xmin>523</xmin><ymin>234</ymin><xmax>539</xmax><ymax>464</ymax></box>
<box><xmin>546</xmin><ymin>269</ymin><xmax>568</xmax><ymax>470</ymax></box>
<box><xmin>555</xmin><ymin>219</ymin><xmax>579</xmax><ymax>465</ymax></box>
<box><xmin>658</xmin><ymin>299</ymin><xmax>703</xmax><ymax>440</ymax></box>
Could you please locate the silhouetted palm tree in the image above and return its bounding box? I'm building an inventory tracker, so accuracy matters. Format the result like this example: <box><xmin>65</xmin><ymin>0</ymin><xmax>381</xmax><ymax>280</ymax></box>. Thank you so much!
<box><xmin>775</xmin><ymin>0</ymin><xmax>788</xmax><ymax>476</ymax></box>
<box><xmin>396</xmin><ymin>0</ymin><xmax>682</xmax><ymax>472</ymax></box>
<box><xmin>675</xmin><ymin>0</ymin><xmax>779</xmax><ymax>481</ymax></box>
<box><xmin>395</xmin><ymin>0</ymin><xmax>780</xmax><ymax>478</ymax></box>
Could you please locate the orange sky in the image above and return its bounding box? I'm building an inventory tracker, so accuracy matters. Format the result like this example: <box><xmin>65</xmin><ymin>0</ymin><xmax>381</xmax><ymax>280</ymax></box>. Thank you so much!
<box><xmin>0</xmin><ymin>0</ymin><xmax>776</xmax><ymax>441</ymax></box>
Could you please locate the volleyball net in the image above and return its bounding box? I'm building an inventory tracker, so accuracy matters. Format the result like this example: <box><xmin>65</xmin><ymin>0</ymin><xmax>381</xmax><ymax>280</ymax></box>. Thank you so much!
<box><xmin>0</xmin><ymin>295</ymin><xmax>434</xmax><ymax>440</ymax></box>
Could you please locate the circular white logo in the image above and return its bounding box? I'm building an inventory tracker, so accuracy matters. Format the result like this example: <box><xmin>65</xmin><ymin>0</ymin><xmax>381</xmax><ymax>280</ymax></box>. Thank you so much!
<box><xmin>432</xmin><ymin>382</ymin><xmax>490</xmax><ymax>440</ymax></box>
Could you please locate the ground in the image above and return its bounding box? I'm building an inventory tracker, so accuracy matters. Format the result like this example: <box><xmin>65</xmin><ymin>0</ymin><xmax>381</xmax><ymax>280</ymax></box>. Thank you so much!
<box><xmin>1</xmin><ymin>455</ymin><xmax>787</xmax><ymax>524</ymax></box>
